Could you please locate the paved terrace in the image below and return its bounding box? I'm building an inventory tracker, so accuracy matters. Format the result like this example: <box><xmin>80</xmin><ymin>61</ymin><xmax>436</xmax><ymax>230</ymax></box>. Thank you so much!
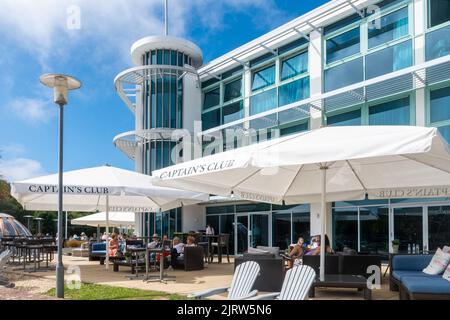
<box><xmin>2</xmin><ymin>255</ymin><xmax>398</xmax><ymax>300</ymax></box>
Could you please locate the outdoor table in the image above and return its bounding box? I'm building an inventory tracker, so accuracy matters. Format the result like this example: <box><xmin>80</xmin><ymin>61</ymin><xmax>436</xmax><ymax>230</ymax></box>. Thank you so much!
<box><xmin>145</xmin><ymin>247</ymin><xmax>175</xmax><ymax>283</ymax></box>
<box><xmin>126</xmin><ymin>246</ymin><xmax>146</xmax><ymax>279</ymax></box>
<box><xmin>309</xmin><ymin>274</ymin><xmax>372</xmax><ymax>300</ymax></box>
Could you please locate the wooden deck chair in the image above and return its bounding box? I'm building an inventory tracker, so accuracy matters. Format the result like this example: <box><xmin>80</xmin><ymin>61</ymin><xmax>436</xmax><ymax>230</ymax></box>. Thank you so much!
<box><xmin>189</xmin><ymin>261</ymin><xmax>260</xmax><ymax>300</ymax></box>
<box><xmin>248</xmin><ymin>265</ymin><xmax>315</xmax><ymax>300</ymax></box>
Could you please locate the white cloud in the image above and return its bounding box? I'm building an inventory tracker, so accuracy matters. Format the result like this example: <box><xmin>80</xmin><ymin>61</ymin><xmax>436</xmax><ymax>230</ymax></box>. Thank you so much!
<box><xmin>0</xmin><ymin>158</ymin><xmax>46</xmax><ymax>181</ymax></box>
<box><xmin>0</xmin><ymin>143</ymin><xmax>26</xmax><ymax>157</ymax></box>
<box><xmin>0</xmin><ymin>0</ymin><xmax>282</xmax><ymax>66</ymax></box>
<box><xmin>9</xmin><ymin>98</ymin><xmax>56</xmax><ymax>124</ymax></box>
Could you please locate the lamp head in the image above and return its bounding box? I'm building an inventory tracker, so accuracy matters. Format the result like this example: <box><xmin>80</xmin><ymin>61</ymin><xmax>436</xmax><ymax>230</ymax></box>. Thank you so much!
<box><xmin>40</xmin><ymin>74</ymin><xmax>82</xmax><ymax>106</ymax></box>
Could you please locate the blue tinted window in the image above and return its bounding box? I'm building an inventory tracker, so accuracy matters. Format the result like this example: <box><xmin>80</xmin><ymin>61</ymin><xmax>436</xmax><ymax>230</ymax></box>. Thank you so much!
<box><xmin>250</xmin><ymin>88</ymin><xmax>277</xmax><ymax>115</ymax></box>
<box><xmin>202</xmin><ymin>108</ymin><xmax>221</xmax><ymax>130</ymax></box>
<box><xmin>203</xmin><ymin>88</ymin><xmax>220</xmax><ymax>110</ymax></box>
<box><xmin>368</xmin><ymin>7</ymin><xmax>409</xmax><ymax>49</ymax></box>
<box><xmin>281</xmin><ymin>51</ymin><xmax>308</xmax><ymax>80</ymax></box>
<box><xmin>328</xmin><ymin>109</ymin><xmax>362</xmax><ymax>126</ymax></box>
<box><xmin>438</xmin><ymin>125</ymin><xmax>450</xmax><ymax>143</ymax></box>
<box><xmin>223</xmin><ymin>101</ymin><xmax>244</xmax><ymax>124</ymax></box>
<box><xmin>430</xmin><ymin>86</ymin><xmax>450</xmax><ymax>123</ymax></box>
<box><xmin>278</xmin><ymin>38</ymin><xmax>308</xmax><ymax>55</ymax></box>
<box><xmin>252</xmin><ymin>65</ymin><xmax>276</xmax><ymax>91</ymax></box>
<box><xmin>326</xmin><ymin>27</ymin><xmax>360</xmax><ymax>63</ymax></box>
<box><xmin>325</xmin><ymin>58</ymin><xmax>364</xmax><ymax>92</ymax></box>
<box><xmin>279</xmin><ymin>77</ymin><xmax>310</xmax><ymax>107</ymax></box>
<box><xmin>426</xmin><ymin>24</ymin><xmax>450</xmax><ymax>61</ymax></box>
<box><xmin>428</xmin><ymin>0</ymin><xmax>450</xmax><ymax>28</ymax></box>
<box><xmin>224</xmin><ymin>79</ymin><xmax>242</xmax><ymax>102</ymax></box>
<box><xmin>369</xmin><ymin>97</ymin><xmax>410</xmax><ymax>125</ymax></box>
<box><xmin>280</xmin><ymin>122</ymin><xmax>309</xmax><ymax>136</ymax></box>
<box><xmin>324</xmin><ymin>14</ymin><xmax>361</xmax><ymax>35</ymax></box>
<box><xmin>366</xmin><ymin>40</ymin><xmax>412</xmax><ymax>79</ymax></box>
<box><xmin>222</xmin><ymin>66</ymin><xmax>243</xmax><ymax>80</ymax></box>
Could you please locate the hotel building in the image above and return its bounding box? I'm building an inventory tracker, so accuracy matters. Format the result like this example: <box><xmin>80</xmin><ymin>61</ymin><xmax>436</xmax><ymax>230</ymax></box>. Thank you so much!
<box><xmin>114</xmin><ymin>0</ymin><xmax>450</xmax><ymax>256</ymax></box>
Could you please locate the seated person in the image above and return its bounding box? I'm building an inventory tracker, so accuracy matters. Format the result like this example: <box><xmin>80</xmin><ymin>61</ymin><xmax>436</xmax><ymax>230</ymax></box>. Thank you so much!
<box><xmin>305</xmin><ymin>235</ymin><xmax>333</xmax><ymax>255</ymax></box>
<box><xmin>108</xmin><ymin>233</ymin><xmax>122</xmax><ymax>258</ymax></box>
<box><xmin>147</xmin><ymin>233</ymin><xmax>160</xmax><ymax>249</ymax></box>
<box><xmin>169</xmin><ymin>237</ymin><xmax>185</xmax><ymax>269</ymax></box>
<box><xmin>186</xmin><ymin>236</ymin><xmax>196</xmax><ymax>247</ymax></box>
<box><xmin>287</xmin><ymin>237</ymin><xmax>306</xmax><ymax>268</ymax></box>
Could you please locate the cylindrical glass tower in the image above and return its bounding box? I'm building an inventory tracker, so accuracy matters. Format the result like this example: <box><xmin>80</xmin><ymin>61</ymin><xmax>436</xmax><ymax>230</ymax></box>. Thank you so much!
<box><xmin>114</xmin><ymin>35</ymin><xmax>203</xmax><ymax>237</ymax></box>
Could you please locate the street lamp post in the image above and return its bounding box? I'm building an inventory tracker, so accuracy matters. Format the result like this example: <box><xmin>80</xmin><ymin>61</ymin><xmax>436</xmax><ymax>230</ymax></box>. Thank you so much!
<box><xmin>24</xmin><ymin>215</ymin><xmax>33</xmax><ymax>232</ymax></box>
<box><xmin>40</xmin><ymin>74</ymin><xmax>81</xmax><ymax>299</ymax></box>
<box><xmin>34</xmin><ymin>217</ymin><xmax>44</xmax><ymax>234</ymax></box>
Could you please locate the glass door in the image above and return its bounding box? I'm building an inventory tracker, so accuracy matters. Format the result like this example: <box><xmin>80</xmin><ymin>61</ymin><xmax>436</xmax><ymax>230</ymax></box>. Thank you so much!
<box><xmin>393</xmin><ymin>207</ymin><xmax>423</xmax><ymax>252</ymax></box>
<box><xmin>249</xmin><ymin>214</ymin><xmax>269</xmax><ymax>248</ymax></box>
<box><xmin>236</xmin><ymin>215</ymin><xmax>248</xmax><ymax>254</ymax></box>
<box><xmin>235</xmin><ymin>213</ymin><xmax>269</xmax><ymax>254</ymax></box>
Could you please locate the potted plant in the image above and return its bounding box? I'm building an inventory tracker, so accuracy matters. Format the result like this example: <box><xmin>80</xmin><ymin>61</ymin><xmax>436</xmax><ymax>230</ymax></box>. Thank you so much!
<box><xmin>392</xmin><ymin>239</ymin><xmax>400</xmax><ymax>253</ymax></box>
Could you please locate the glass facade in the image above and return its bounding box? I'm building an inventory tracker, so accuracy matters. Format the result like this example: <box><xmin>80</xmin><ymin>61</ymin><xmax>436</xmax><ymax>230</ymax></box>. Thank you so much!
<box><xmin>324</xmin><ymin>1</ymin><xmax>412</xmax><ymax>92</ymax></box>
<box><xmin>195</xmin><ymin>0</ymin><xmax>450</xmax><ymax>255</ymax></box>
<box><xmin>369</xmin><ymin>96</ymin><xmax>410</xmax><ymax>125</ymax></box>
<box><xmin>145</xmin><ymin>208</ymin><xmax>182</xmax><ymax>238</ymax></box>
<box><xmin>429</xmin><ymin>85</ymin><xmax>450</xmax><ymax>143</ymax></box>
<box><xmin>326</xmin><ymin>96</ymin><xmax>412</xmax><ymax>126</ymax></box>
<box><xmin>206</xmin><ymin>204</ymin><xmax>310</xmax><ymax>254</ymax></box>
<box><xmin>140</xmin><ymin>49</ymin><xmax>193</xmax><ymax>237</ymax></box>
<box><xmin>252</xmin><ymin>65</ymin><xmax>276</xmax><ymax>91</ymax></box>
<box><xmin>326</xmin><ymin>27</ymin><xmax>360</xmax><ymax>63</ymax></box>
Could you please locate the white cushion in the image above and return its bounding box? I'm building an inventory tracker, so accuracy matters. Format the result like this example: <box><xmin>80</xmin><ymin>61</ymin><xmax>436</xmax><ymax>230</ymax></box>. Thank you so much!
<box><xmin>423</xmin><ymin>248</ymin><xmax>450</xmax><ymax>275</ymax></box>
<box><xmin>247</xmin><ymin>247</ymin><xmax>270</xmax><ymax>255</ymax></box>
<box><xmin>443</xmin><ymin>246</ymin><xmax>450</xmax><ymax>254</ymax></box>
<box><xmin>443</xmin><ymin>263</ymin><xmax>450</xmax><ymax>282</ymax></box>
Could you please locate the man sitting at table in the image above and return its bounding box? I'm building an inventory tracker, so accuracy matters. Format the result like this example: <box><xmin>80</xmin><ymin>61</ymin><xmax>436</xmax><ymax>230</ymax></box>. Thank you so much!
<box><xmin>148</xmin><ymin>233</ymin><xmax>160</xmax><ymax>249</ymax></box>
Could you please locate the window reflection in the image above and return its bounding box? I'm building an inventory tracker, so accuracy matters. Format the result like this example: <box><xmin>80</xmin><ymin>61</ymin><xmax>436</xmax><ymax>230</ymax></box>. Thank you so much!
<box><xmin>281</xmin><ymin>51</ymin><xmax>308</xmax><ymax>80</ymax></box>
<box><xmin>252</xmin><ymin>65</ymin><xmax>276</xmax><ymax>91</ymax></box>
<box><xmin>428</xmin><ymin>206</ymin><xmax>450</xmax><ymax>251</ymax></box>
<box><xmin>369</xmin><ymin>97</ymin><xmax>410</xmax><ymax>125</ymax></box>
<box><xmin>327</xmin><ymin>109</ymin><xmax>362</xmax><ymax>126</ymax></box>
<box><xmin>368</xmin><ymin>7</ymin><xmax>409</xmax><ymax>49</ymax></box>
<box><xmin>325</xmin><ymin>58</ymin><xmax>364</xmax><ymax>92</ymax></box>
<box><xmin>326</xmin><ymin>27</ymin><xmax>360</xmax><ymax>63</ymax></box>
<box><xmin>426</xmin><ymin>25</ymin><xmax>450</xmax><ymax>61</ymax></box>
<box><xmin>366</xmin><ymin>40</ymin><xmax>412</xmax><ymax>79</ymax></box>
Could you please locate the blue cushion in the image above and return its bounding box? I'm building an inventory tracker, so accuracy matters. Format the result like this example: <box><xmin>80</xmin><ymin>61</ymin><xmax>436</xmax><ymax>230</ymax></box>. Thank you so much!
<box><xmin>92</xmin><ymin>243</ymin><xmax>106</xmax><ymax>251</ymax></box>
<box><xmin>91</xmin><ymin>250</ymin><xmax>106</xmax><ymax>255</ymax></box>
<box><xmin>402</xmin><ymin>276</ymin><xmax>450</xmax><ymax>294</ymax></box>
<box><xmin>392</xmin><ymin>270</ymin><xmax>441</xmax><ymax>281</ymax></box>
<box><xmin>392</xmin><ymin>255</ymin><xmax>433</xmax><ymax>271</ymax></box>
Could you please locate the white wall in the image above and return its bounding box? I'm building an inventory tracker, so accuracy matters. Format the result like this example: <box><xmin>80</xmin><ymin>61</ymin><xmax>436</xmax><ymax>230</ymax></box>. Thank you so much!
<box><xmin>183</xmin><ymin>72</ymin><xmax>202</xmax><ymax>134</ymax></box>
<box><xmin>182</xmin><ymin>204</ymin><xmax>204</xmax><ymax>232</ymax></box>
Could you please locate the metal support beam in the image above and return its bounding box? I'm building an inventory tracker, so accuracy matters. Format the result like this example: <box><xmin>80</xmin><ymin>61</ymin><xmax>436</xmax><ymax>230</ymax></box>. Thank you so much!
<box><xmin>306</xmin><ymin>21</ymin><xmax>321</xmax><ymax>33</ymax></box>
<box><xmin>204</xmin><ymin>71</ymin><xmax>222</xmax><ymax>80</ymax></box>
<box><xmin>293</xmin><ymin>27</ymin><xmax>310</xmax><ymax>41</ymax></box>
<box><xmin>230</xmin><ymin>57</ymin><xmax>248</xmax><ymax>68</ymax></box>
<box><xmin>260</xmin><ymin>43</ymin><xmax>277</xmax><ymax>56</ymax></box>
<box><xmin>347</xmin><ymin>0</ymin><xmax>365</xmax><ymax>18</ymax></box>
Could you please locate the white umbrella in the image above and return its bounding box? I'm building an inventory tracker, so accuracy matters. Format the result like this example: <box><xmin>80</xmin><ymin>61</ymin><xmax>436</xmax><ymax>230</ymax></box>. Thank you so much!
<box><xmin>153</xmin><ymin>126</ymin><xmax>450</xmax><ymax>280</ymax></box>
<box><xmin>71</xmin><ymin>212</ymin><xmax>136</xmax><ymax>228</ymax></box>
<box><xmin>11</xmin><ymin>165</ymin><xmax>209</xmax><ymax>270</ymax></box>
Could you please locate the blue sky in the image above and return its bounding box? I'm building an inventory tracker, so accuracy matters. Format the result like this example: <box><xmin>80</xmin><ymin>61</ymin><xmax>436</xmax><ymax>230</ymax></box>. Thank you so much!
<box><xmin>0</xmin><ymin>0</ymin><xmax>328</xmax><ymax>181</ymax></box>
